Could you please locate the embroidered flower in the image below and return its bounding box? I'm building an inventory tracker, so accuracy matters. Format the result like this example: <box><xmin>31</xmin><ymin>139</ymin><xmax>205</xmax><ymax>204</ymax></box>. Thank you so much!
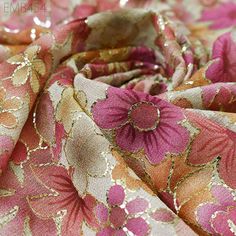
<box><xmin>0</xmin><ymin>87</ymin><xmax>22</xmax><ymax>128</ymax></box>
<box><xmin>96</xmin><ymin>184</ymin><xmax>150</xmax><ymax>236</ymax></box>
<box><xmin>186</xmin><ymin>111</ymin><xmax>236</xmax><ymax>189</ymax></box>
<box><xmin>197</xmin><ymin>185</ymin><xmax>236</xmax><ymax>235</ymax></box>
<box><xmin>92</xmin><ymin>87</ymin><xmax>189</xmax><ymax>164</ymax></box>
<box><xmin>28</xmin><ymin>163</ymin><xmax>98</xmax><ymax>235</ymax></box>
<box><xmin>206</xmin><ymin>32</ymin><xmax>236</xmax><ymax>83</ymax></box>
<box><xmin>7</xmin><ymin>45</ymin><xmax>46</xmax><ymax>93</ymax></box>
<box><xmin>200</xmin><ymin>2</ymin><xmax>236</xmax><ymax>29</ymax></box>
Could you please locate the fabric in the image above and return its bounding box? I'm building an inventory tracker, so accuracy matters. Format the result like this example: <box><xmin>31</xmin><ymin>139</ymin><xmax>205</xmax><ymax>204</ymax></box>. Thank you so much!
<box><xmin>0</xmin><ymin>0</ymin><xmax>236</xmax><ymax>235</ymax></box>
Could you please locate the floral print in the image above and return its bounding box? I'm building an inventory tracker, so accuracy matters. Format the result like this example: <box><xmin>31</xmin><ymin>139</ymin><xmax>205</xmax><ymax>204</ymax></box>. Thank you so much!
<box><xmin>206</xmin><ymin>32</ymin><xmax>236</xmax><ymax>83</ymax></box>
<box><xmin>0</xmin><ymin>0</ymin><xmax>236</xmax><ymax>235</ymax></box>
<box><xmin>92</xmin><ymin>87</ymin><xmax>189</xmax><ymax>164</ymax></box>
<box><xmin>7</xmin><ymin>45</ymin><xmax>46</xmax><ymax>93</ymax></box>
<box><xmin>202</xmin><ymin>83</ymin><xmax>236</xmax><ymax>112</ymax></box>
<box><xmin>197</xmin><ymin>185</ymin><xmax>236</xmax><ymax>235</ymax></box>
<box><xmin>96</xmin><ymin>184</ymin><xmax>149</xmax><ymax>236</ymax></box>
<box><xmin>0</xmin><ymin>154</ymin><xmax>57</xmax><ymax>235</ymax></box>
<box><xmin>186</xmin><ymin>111</ymin><xmax>236</xmax><ymax>189</ymax></box>
<box><xmin>28</xmin><ymin>163</ymin><xmax>98</xmax><ymax>235</ymax></box>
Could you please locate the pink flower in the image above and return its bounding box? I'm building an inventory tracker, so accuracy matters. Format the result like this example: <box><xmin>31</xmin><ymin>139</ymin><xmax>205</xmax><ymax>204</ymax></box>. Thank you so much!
<box><xmin>206</xmin><ymin>32</ymin><xmax>236</xmax><ymax>83</ymax></box>
<box><xmin>200</xmin><ymin>2</ymin><xmax>236</xmax><ymax>29</ymax></box>
<box><xmin>96</xmin><ymin>184</ymin><xmax>149</xmax><ymax>236</ymax></box>
<box><xmin>202</xmin><ymin>83</ymin><xmax>236</xmax><ymax>112</ymax></box>
<box><xmin>186</xmin><ymin>111</ymin><xmax>236</xmax><ymax>189</ymax></box>
<box><xmin>92</xmin><ymin>87</ymin><xmax>189</xmax><ymax>164</ymax></box>
<box><xmin>197</xmin><ymin>185</ymin><xmax>236</xmax><ymax>235</ymax></box>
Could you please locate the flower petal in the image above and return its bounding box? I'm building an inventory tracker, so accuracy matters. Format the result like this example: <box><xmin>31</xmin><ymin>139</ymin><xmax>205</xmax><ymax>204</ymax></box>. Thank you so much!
<box><xmin>30</xmin><ymin>69</ymin><xmax>40</xmax><ymax>93</ymax></box>
<box><xmin>12</xmin><ymin>66</ymin><xmax>29</xmax><ymax>86</ymax></box>
<box><xmin>32</xmin><ymin>59</ymin><xmax>46</xmax><ymax>76</ymax></box>
<box><xmin>219</xmin><ymin>146</ymin><xmax>236</xmax><ymax>189</ymax></box>
<box><xmin>116</xmin><ymin>124</ymin><xmax>143</xmax><ymax>153</ymax></box>
<box><xmin>126</xmin><ymin>217</ymin><xmax>149</xmax><ymax>236</ymax></box>
<box><xmin>0</xmin><ymin>112</ymin><xmax>17</xmax><ymax>128</ymax></box>
<box><xmin>186</xmin><ymin>112</ymin><xmax>228</xmax><ymax>165</ymax></box>
<box><xmin>211</xmin><ymin>185</ymin><xmax>236</xmax><ymax>206</ymax></box>
<box><xmin>92</xmin><ymin>87</ymin><xmax>134</xmax><ymax>129</ymax></box>
<box><xmin>211</xmin><ymin>208</ymin><xmax>236</xmax><ymax>235</ymax></box>
<box><xmin>7</xmin><ymin>54</ymin><xmax>25</xmax><ymax>65</ymax></box>
<box><xmin>151</xmin><ymin>208</ymin><xmax>175</xmax><ymax>223</ymax></box>
<box><xmin>108</xmin><ymin>185</ymin><xmax>125</xmax><ymax>206</ymax></box>
<box><xmin>25</xmin><ymin>45</ymin><xmax>40</xmax><ymax>61</ymax></box>
<box><xmin>126</xmin><ymin>197</ymin><xmax>149</xmax><ymax>214</ymax></box>
<box><xmin>2</xmin><ymin>97</ymin><xmax>22</xmax><ymax>111</ymax></box>
<box><xmin>197</xmin><ymin>203</ymin><xmax>225</xmax><ymax>234</ymax></box>
<box><xmin>95</xmin><ymin>204</ymin><xmax>109</xmax><ymax>224</ymax></box>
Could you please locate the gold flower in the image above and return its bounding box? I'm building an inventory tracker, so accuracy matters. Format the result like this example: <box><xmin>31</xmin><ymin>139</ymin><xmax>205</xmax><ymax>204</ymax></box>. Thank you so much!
<box><xmin>0</xmin><ymin>87</ymin><xmax>22</xmax><ymax>128</ymax></box>
<box><xmin>7</xmin><ymin>45</ymin><xmax>46</xmax><ymax>93</ymax></box>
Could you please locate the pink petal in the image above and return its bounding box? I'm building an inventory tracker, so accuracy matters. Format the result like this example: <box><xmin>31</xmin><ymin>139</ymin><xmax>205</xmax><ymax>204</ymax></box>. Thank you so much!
<box><xmin>151</xmin><ymin>209</ymin><xmax>175</xmax><ymax>223</ymax></box>
<box><xmin>211</xmin><ymin>208</ymin><xmax>236</xmax><ymax>235</ymax></box>
<box><xmin>109</xmin><ymin>207</ymin><xmax>126</xmax><ymax>228</ymax></box>
<box><xmin>95</xmin><ymin>204</ymin><xmax>109</xmax><ymax>224</ymax></box>
<box><xmin>108</xmin><ymin>185</ymin><xmax>125</xmax><ymax>206</ymax></box>
<box><xmin>126</xmin><ymin>198</ymin><xmax>149</xmax><ymax>214</ymax></box>
<box><xmin>97</xmin><ymin>227</ymin><xmax>114</xmax><ymax>236</ymax></box>
<box><xmin>116</xmin><ymin>124</ymin><xmax>144</xmax><ymax>152</ymax></box>
<box><xmin>211</xmin><ymin>185</ymin><xmax>236</xmax><ymax>206</ymax></box>
<box><xmin>219</xmin><ymin>146</ymin><xmax>236</xmax><ymax>189</ymax></box>
<box><xmin>97</xmin><ymin>227</ymin><xmax>115</xmax><ymax>236</ymax></box>
<box><xmin>144</xmin><ymin>120</ymin><xmax>189</xmax><ymax>164</ymax></box>
<box><xmin>92</xmin><ymin>87</ymin><xmax>136</xmax><ymax>129</ymax></box>
<box><xmin>197</xmin><ymin>203</ymin><xmax>225</xmax><ymax>234</ymax></box>
<box><xmin>126</xmin><ymin>217</ymin><xmax>149</xmax><ymax>236</ymax></box>
<box><xmin>206</xmin><ymin>59</ymin><xmax>224</xmax><ymax>83</ymax></box>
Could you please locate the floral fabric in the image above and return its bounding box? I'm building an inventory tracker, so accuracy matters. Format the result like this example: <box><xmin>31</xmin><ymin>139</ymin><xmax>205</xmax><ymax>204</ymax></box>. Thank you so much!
<box><xmin>0</xmin><ymin>0</ymin><xmax>236</xmax><ymax>235</ymax></box>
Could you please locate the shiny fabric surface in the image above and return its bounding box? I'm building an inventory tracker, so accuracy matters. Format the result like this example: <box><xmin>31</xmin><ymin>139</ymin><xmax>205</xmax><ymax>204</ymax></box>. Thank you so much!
<box><xmin>0</xmin><ymin>0</ymin><xmax>236</xmax><ymax>235</ymax></box>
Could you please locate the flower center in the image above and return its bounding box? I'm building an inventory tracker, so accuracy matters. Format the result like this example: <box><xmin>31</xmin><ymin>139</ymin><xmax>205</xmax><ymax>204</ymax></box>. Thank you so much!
<box><xmin>23</xmin><ymin>56</ymin><xmax>32</xmax><ymax>67</ymax></box>
<box><xmin>128</xmin><ymin>101</ymin><xmax>160</xmax><ymax>131</ymax></box>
